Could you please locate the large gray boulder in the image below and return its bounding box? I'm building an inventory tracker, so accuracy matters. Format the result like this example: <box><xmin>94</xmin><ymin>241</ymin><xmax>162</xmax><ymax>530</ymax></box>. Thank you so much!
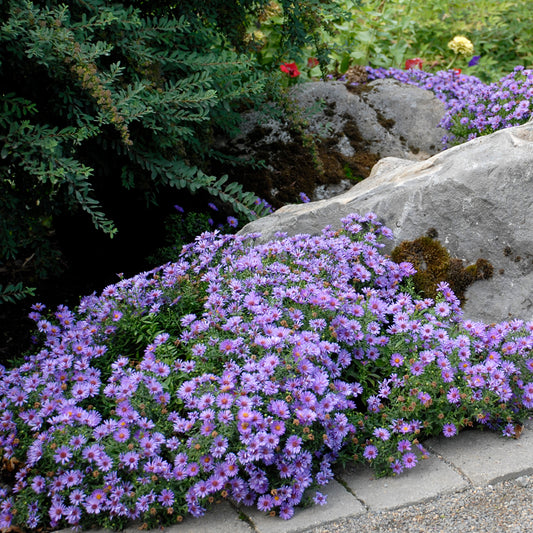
<box><xmin>294</xmin><ymin>78</ymin><xmax>447</xmax><ymax>161</ymax></box>
<box><xmin>239</xmin><ymin>121</ymin><xmax>533</xmax><ymax>324</ymax></box>
<box><xmin>214</xmin><ymin>79</ymin><xmax>446</xmax><ymax>205</ymax></box>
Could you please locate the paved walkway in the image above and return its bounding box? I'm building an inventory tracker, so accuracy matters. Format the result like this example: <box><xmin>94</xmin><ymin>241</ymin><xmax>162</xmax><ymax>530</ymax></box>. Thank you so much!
<box><xmin>58</xmin><ymin>419</ymin><xmax>533</xmax><ymax>533</ymax></box>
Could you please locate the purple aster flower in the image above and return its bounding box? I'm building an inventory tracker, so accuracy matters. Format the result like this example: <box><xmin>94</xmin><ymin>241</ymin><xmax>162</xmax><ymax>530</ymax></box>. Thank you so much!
<box><xmin>443</xmin><ymin>423</ymin><xmax>457</xmax><ymax>438</ymax></box>
<box><xmin>158</xmin><ymin>489</ymin><xmax>174</xmax><ymax>507</ymax></box>
<box><xmin>390</xmin><ymin>353</ymin><xmax>404</xmax><ymax>367</ymax></box>
<box><xmin>54</xmin><ymin>445</ymin><xmax>73</xmax><ymax>465</ymax></box>
<box><xmin>119</xmin><ymin>451</ymin><xmax>139</xmax><ymax>470</ymax></box>
<box><xmin>66</xmin><ymin>505</ymin><xmax>81</xmax><ymax>525</ymax></box>
<box><xmin>187</xmin><ymin>462</ymin><xmax>200</xmax><ymax>477</ymax></box>
<box><xmin>61</xmin><ymin>469</ymin><xmax>82</xmax><ymax>488</ymax></box>
<box><xmin>410</xmin><ymin>361</ymin><xmax>425</xmax><ymax>376</ymax></box>
<box><xmin>69</xmin><ymin>489</ymin><xmax>86</xmax><ymax>505</ymax></box>
<box><xmin>269</xmin><ymin>399</ymin><xmax>290</xmax><ymax>419</ymax></box>
<box><xmin>299</xmin><ymin>192</ymin><xmax>311</xmax><ymax>203</ymax></box>
<box><xmin>82</xmin><ymin>444</ymin><xmax>103</xmax><ymax>463</ymax></box>
<box><xmin>49</xmin><ymin>500</ymin><xmax>67</xmax><ymax>523</ymax></box>
<box><xmin>373</xmin><ymin>427</ymin><xmax>390</xmax><ymax>441</ymax></box>
<box><xmin>113</xmin><ymin>427</ymin><xmax>130</xmax><ymax>443</ymax></box>
<box><xmin>313</xmin><ymin>491</ymin><xmax>328</xmax><ymax>506</ymax></box>
<box><xmin>402</xmin><ymin>452</ymin><xmax>418</xmax><ymax>469</ymax></box>
<box><xmin>391</xmin><ymin>460</ymin><xmax>403</xmax><ymax>475</ymax></box>
<box><xmin>96</xmin><ymin>452</ymin><xmax>113</xmax><ymax>471</ymax></box>
<box><xmin>285</xmin><ymin>435</ymin><xmax>302</xmax><ymax>456</ymax></box>
<box><xmin>279</xmin><ymin>505</ymin><xmax>294</xmax><ymax>520</ymax></box>
<box><xmin>227</xmin><ymin>216</ymin><xmax>238</xmax><ymax>228</ymax></box>
<box><xmin>502</xmin><ymin>423</ymin><xmax>516</xmax><ymax>437</ymax></box>
<box><xmin>31</xmin><ymin>475</ymin><xmax>46</xmax><ymax>494</ymax></box>
<box><xmin>363</xmin><ymin>445</ymin><xmax>378</xmax><ymax>460</ymax></box>
<box><xmin>84</xmin><ymin>494</ymin><xmax>105</xmax><ymax>514</ymax></box>
<box><xmin>257</xmin><ymin>494</ymin><xmax>274</xmax><ymax>511</ymax></box>
<box><xmin>139</xmin><ymin>436</ymin><xmax>159</xmax><ymax>457</ymax></box>
<box><xmin>418</xmin><ymin>391</ymin><xmax>432</xmax><ymax>405</ymax></box>
<box><xmin>397</xmin><ymin>439</ymin><xmax>411</xmax><ymax>452</ymax></box>
<box><xmin>367</xmin><ymin>395</ymin><xmax>381</xmax><ymax>413</ymax></box>
<box><xmin>447</xmin><ymin>387</ymin><xmax>462</xmax><ymax>404</ymax></box>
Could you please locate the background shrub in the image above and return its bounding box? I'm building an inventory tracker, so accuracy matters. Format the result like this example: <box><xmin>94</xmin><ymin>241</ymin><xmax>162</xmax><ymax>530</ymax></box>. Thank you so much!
<box><xmin>1</xmin><ymin>0</ymin><xmax>264</xmax><ymax>289</ymax></box>
<box><xmin>321</xmin><ymin>0</ymin><xmax>532</xmax><ymax>81</ymax></box>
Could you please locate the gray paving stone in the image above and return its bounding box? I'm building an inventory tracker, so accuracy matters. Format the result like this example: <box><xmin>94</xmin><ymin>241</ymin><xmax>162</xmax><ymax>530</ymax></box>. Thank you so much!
<box><xmin>424</xmin><ymin>420</ymin><xmax>533</xmax><ymax>486</ymax></box>
<box><xmin>242</xmin><ymin>479</ymin><xmax>365</xmax><ymax>533</ymax></box>
<box><xmin>337</xmin><ymin>453</ymin><xmax>468</xmax><ymax>511</ymax></box>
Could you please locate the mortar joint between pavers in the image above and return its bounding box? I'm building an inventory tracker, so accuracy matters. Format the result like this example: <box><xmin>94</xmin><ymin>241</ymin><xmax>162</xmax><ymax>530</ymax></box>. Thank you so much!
<box><xmin>232</xmin><ymin>501</ymin><xmax>261</xmax><ymax>533</ymax></box>
<box><xmin>333</xmin><ymin>473</ymin><xmax>371</xmax><ymax>512</ymax></box>
<box><xmin>422</xmin><ymin>442</ymin><xmax>474</xmax><ymax>487</ymax></box>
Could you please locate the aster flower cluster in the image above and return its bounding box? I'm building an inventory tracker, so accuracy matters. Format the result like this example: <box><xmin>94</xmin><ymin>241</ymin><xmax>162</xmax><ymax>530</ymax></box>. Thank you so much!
<box><xmin>365</xmin><ymin>65</ymin><xmax>532</xmax><ymax>147</ymax></box>
<box><xmin>1</xmin><ymin>214</ymin><xmax>533</xmax><ymax>532</ymax></box>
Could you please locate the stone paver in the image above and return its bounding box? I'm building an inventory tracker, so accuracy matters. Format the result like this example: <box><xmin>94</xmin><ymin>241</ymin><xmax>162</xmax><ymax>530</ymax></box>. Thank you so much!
<box><xmin>338</xmin><ymin>453</ymin><xmax>468</xmax><ymax>511</ymax></box>
<box><xmin>424</xmin><ymin>419</ymin><xmax>533</xmax><ymax>486</ymax></box>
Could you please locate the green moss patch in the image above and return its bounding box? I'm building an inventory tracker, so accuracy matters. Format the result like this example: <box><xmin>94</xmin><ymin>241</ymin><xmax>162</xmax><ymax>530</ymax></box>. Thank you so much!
<box><xmin>391</xmin><ymin>232</ymin><xmax>493</xmax><ymax>303</ymax></box>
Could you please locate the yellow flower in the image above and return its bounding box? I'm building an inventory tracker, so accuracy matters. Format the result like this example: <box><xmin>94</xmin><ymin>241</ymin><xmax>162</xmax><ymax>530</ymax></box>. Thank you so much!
<box><xmin>447</xmin><ymin>35</ymin><xmax>474</xmax><ymax>57</ymax></box>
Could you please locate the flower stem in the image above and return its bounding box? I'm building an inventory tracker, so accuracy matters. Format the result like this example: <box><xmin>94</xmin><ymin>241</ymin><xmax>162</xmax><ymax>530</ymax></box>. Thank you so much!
<box><xmin>446</xmin><ymin>53</ymin><xmax>458</xmax><ymax>70</ymax></box>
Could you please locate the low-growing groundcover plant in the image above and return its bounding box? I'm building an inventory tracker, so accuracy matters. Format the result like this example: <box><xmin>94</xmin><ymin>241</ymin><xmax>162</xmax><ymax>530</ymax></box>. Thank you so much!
<box><xmin>1</xmin><ymin>213</ymin><xmax>533</xmax><ymax>531</ymax></box>
<box><xmin>365</xmin><ymin>65</ymin><xmax>533</xmax><ymax>146</ymax></box>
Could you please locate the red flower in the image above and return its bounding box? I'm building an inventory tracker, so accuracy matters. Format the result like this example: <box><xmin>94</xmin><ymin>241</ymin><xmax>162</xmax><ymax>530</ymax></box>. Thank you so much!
<box><xmin>405</xmin><ymin>58</ymin><xmax>423</xmax><ymax>70</ymax></box>
<box><xmin>307</xmin><ymin>57</ymin><xmax>319</xmax><ymax>68</ymax></box>
<box><xmin>452</xmin><ymin>68</ymin><xmax>462</xmax><ymax>75</ymax></box>
<box><xmin>280</xmin><ymin>62</ymin><xmax>300</xmax><ymax>77</ymax></box>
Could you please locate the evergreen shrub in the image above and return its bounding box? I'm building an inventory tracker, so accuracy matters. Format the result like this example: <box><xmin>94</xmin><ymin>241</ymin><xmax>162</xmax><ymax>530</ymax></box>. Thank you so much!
<box><xmin>0</xmin><ymin>0</ymin><xmax>274</xmax><ymax>301</ymax></box>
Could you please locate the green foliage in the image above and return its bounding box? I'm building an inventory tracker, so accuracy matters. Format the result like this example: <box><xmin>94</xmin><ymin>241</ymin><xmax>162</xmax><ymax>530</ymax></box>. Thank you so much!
<box><xmin>146</xmin><ymin>208</ymin><xmax>232</xmax><ymax>267</ymax></box>
<box><xmin>232</xmin><ymin>1</ymin><xmax>344</xmax><ymax>79</ymax></box>
<box><xmin>394</xmin><ymin>0</ymin><xmax>533</xmax><ymax>82</ymax></box>
<box><xmin>0</xmin><ymin>283</ymin><xmax>36</xmax><ymax>304</ymax></box>
<box><xmin>343</xmin><ymin>164</ymin><xmax>364</xmax><ymax>185</ymax></box>
<box><xmin>325</xmin><ymin>0</ymin><xmax>418</xmax><ymax>73</ymax></box>
<box><xmin>127</xmin><ymin>0</ymin><xmax>342</xmax><ymax>79</ymax></box>
<box><xmin>320</xmin><ymin>0</ymin><xmax>533</xmax><ymax>82</ymax></box>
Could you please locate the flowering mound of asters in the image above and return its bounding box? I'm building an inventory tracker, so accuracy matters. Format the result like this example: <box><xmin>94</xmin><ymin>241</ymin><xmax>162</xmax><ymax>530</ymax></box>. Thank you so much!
<box><xmin>365</xmin><ymin>65</ymin><xmax>533</xmax><ymax>147</ymax></box>
<box><xmin>1</xmin><ymin>213</ymin><xmax>533</xmax><ymax>531</ymax></box>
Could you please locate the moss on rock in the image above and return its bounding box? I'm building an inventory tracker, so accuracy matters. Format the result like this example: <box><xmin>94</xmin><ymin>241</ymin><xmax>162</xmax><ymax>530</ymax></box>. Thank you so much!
<box><xmin>391</xmin><ymin>234</ymin><xmax>493</xmax><ymax>304</ymax></box>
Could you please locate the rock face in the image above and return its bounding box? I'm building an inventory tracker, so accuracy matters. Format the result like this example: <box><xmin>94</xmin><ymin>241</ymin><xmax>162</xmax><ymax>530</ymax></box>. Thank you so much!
<box><xmin>294</xmin><ymin>78</ymin><xmax>447</xmax><ymax>161</ymax></box>
<box><xmin>239</xmin><ymin>121</ymin><xmax>533</xmax><ymax>324</ymax></box>
<box><xmin>213</xmin><ymin>79</ymin><xmax>446</xmax><ymax>206</ymax></box>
